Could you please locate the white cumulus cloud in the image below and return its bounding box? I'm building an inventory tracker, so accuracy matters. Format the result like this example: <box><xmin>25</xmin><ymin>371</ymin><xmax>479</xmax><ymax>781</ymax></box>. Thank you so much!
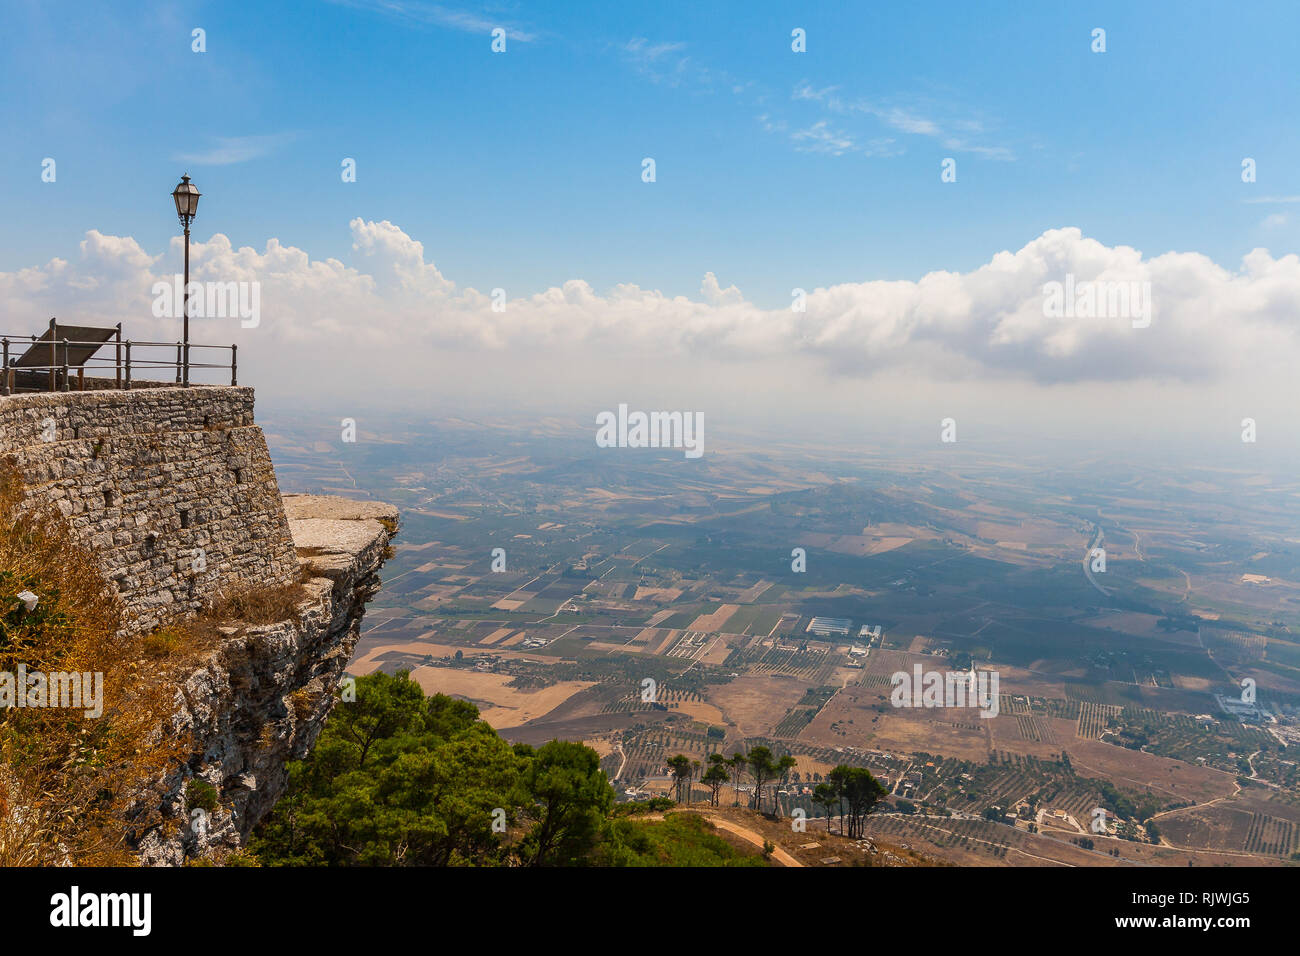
<box><xmin>3</xmin><ymin>222</ymin><xmax>1298</xmax><ymax>398</ymax></box>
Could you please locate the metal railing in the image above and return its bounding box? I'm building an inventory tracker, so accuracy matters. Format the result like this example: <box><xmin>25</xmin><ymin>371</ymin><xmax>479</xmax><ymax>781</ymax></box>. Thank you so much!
<box><xmin>1</xmin><ymin>326</ymin><xmax>237</xmax><ymax>396</ymax></box>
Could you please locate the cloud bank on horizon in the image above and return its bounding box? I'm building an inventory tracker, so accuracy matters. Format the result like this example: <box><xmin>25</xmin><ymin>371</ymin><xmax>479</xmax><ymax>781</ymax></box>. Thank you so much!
<box><xmin>2</xmin><ymin>220</ymin><xmax>1296</xmax><ymax>394</ymax></box>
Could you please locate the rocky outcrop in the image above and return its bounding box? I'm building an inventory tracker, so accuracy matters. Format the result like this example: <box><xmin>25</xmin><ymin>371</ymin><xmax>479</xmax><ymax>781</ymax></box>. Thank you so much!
<box><xmin>134</xmin><ymin>495</ymin><xmax>398</xmax><ymax>865</ymax></box>
<box><xmin>0</xmin><ymin>386</ymin><xmax>398</xmax><ymax>864</ymax></box>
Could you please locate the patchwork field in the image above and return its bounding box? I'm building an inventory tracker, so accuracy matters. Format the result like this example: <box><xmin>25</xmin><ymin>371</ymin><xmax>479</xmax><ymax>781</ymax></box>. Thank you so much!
<box><xmin>268</xmin><ymin>412</ymin><xmax>1300</xmax><ymax>867</ymax></box>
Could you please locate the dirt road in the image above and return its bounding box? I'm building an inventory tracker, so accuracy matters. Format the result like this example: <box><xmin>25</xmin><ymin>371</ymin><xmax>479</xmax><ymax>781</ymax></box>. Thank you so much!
<box><xmin>695</xmin><ymin>812</ymin><xmax>804</xmax><ymax>867</ymax></box>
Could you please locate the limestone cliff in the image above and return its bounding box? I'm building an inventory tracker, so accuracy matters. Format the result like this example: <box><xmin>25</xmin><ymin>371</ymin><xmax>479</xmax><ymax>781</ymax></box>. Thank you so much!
<box><xmin>0</xmin><ymin>385</ymin><xmax>397</xmax><ymax>865</ymax></box>
<box><xmin>134</xmin><ymin>496</ymin><xmax>398</xmax><ymax>864</ymax></box>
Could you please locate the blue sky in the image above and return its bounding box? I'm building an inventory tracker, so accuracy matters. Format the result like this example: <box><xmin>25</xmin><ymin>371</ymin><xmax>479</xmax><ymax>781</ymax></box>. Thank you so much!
<box><xmin>5</xmin><ymin>0</ymin><xmax>1300</xmax><ymax>460</ymax></box>
<box><xmin>3</xmin><ymin>0</ymin><xmax>1298</xmax><ymax>308</ymax></box>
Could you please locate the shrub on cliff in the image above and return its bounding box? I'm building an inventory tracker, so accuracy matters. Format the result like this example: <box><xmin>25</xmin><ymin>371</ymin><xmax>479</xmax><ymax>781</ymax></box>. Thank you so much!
<box><xmin>0</xmin><ymin>461</ymin><xmax>187</xmax><ymax>865</ymax></box>
<box><xmin>185</xmin><ymin>779</ymin><xmax>219</xmax><ymax>815</ymax></box>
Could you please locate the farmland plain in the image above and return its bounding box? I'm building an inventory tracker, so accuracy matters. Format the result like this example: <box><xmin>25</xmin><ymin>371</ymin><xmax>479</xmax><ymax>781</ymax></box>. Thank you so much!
<box><xmin>265</xmin><ymin>410</ymin><xmax>1300</xmax><ymax>866</ymax></box>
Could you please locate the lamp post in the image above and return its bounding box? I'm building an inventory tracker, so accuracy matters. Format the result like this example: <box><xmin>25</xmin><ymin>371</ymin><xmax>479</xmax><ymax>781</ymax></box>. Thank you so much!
<box><xmin>171</xmin><ymin>174</ymin><xmax>201</xmax><ymax>386</ymax></box>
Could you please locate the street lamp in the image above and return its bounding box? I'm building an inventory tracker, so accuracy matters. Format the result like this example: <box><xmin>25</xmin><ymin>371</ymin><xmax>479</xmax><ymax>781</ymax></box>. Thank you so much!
<box><xmin>171</xmin><ymin>174</ymin><xmax>200</xmax><ymax>386</ymax></box>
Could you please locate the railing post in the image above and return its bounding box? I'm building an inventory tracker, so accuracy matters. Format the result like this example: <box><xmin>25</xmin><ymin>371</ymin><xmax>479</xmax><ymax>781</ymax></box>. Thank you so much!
<box><xmin>230</xmin><ymin>344</ymin><xmax>237</xmax><ymax>386</ymax></box>
<box><xmin>115</xmin><ymin>322</ymin><xmax>122</xmax><ymax>388</ymax></box>
<box><xmin>175</xmin><ymin>342</ymin><xmax>182</xmax><ymax>384</ymax></box>
<box><xmin>61</xmin><ymin>338</ymin><xmax>70</xmax><ymax>392</ymax></box>
<box><xmin>2</xmin><ymin>339</ymin><xmax>9</xmax><ymax>396</ymax></box>
<box><xmin>48</xmin><ymin>318</ymin><xmax>56</xmax><ymax>392</ymax></box>
<box><xmin>125</xmin><ymin>341</ymin><xmax>132</xmax><ymax>390</ymax></box>
<box><xmin>183</xmin><ymin>341</ymin><xmax>190</xmax><ymax>388</ymax></box>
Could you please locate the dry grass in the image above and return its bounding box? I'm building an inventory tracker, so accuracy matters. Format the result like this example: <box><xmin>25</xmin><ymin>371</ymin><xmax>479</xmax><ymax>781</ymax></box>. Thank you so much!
<box><xmin>183</xmin><ymin>579</ymin><xmax>309</xmax><ymax>645</ymax></box>
<box><xmin>207</xmin><ymin>581</ymin><xmax>307</xmax><ymax>625</ymax></box>
<box><xmin>0</xmin><ymin>459</ymin><xmax>190</xmax><ymax>865</ymax></box>
<box><xmin>0</xmin><ymin>460</ymin><xmax>314</xmax><ymax>865</ymax></box>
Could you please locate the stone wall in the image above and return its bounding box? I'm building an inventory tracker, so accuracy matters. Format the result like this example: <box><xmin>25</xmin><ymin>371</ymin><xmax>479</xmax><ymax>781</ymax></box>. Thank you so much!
<box><xmin>0</xmin><ymin>386</ymin><xmax>298</xmax><ymax>633</ymax></box>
